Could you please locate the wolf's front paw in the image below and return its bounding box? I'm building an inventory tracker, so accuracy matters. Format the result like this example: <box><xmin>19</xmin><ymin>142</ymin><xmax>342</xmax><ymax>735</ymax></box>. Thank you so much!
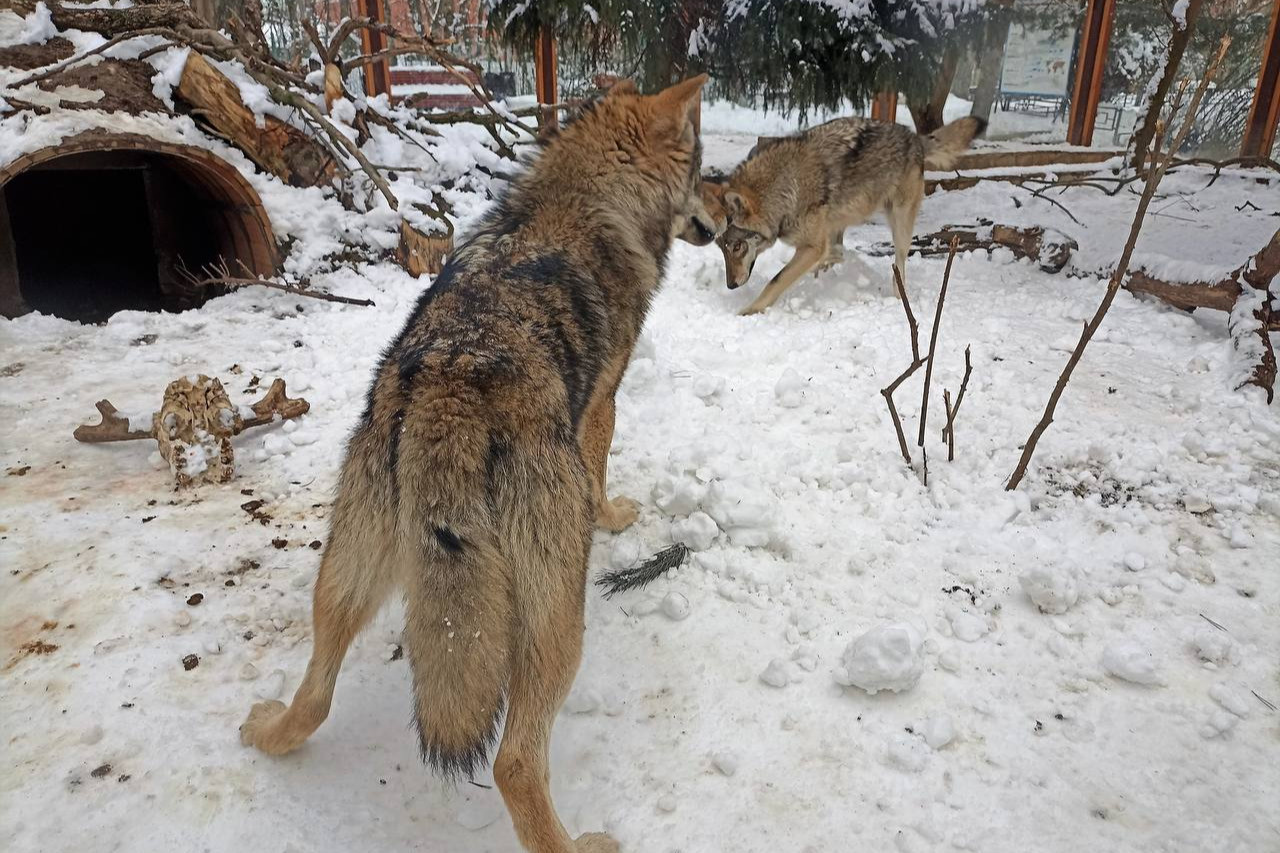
<box><xmin>596</xmin><ymin>496</ymin><xmax>638</xmax><ymax>532</ymax></box>
<box><xmin>575</xmin><ymin>832</ymin><xmax>621</xmax><ymax>853</ymax></box>
<box><xmin>739</xmin><ymin>303</ymin><xmax>766</xmax><ymax>316</ymax></box>
<box><xmin>240</xmin><ymin>700</ymin><xmax>290</xmax><ymax>753</ymax></box>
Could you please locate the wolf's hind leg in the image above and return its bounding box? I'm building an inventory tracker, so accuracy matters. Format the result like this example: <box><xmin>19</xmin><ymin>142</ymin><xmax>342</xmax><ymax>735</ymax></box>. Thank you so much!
<box><xmin>885</xmin><ymin>185</ymin><xmax>923</xmax><ymax>300</ymax></box>
<box><xmin>580</xmin><ymin>390</ymin><xmax>636</xmax><ymax>532</ymax></box>
<box><xmin>240</xmin><ymin>498</ymin><xmax>396</xmax><ymax>755</ymax></box>
<box><xmin>494</xmin><ymin>471</ymin><xmax>616</xmax><ymax>853</ymax></box>
<box><xmin>818</xmin><ymin>228</ymin><xmax>846</xmax><ymax>273</ymax></box>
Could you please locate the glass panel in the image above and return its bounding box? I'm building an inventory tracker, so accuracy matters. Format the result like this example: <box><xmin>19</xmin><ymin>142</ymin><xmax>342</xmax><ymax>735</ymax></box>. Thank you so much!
<box><xmin>982</xmin><ymin>10</ymin><xmax>1080</xmax><ymax>144</ymax></box>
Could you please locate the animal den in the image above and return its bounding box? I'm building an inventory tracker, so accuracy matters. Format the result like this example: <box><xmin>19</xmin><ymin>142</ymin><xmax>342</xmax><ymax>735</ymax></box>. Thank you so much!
<box><xmin>0</xmin><ymin>135</ymin><xmax>278</xmax><ymax>323</ymax></box>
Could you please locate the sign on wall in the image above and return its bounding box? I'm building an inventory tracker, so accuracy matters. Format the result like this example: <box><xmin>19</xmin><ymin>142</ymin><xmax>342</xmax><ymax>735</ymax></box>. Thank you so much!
<box><xmin>1000</xmin><ymin>23</ymin><xmax>1076</xmax><ymax>98</ymax></box>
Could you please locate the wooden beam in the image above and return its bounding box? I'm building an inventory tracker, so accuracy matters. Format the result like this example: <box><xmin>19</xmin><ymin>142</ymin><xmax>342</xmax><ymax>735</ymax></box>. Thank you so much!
<box><xmin>1066</xmin><ymin>0</ymin><xmax>1116</xmax><ymax>146</ymax></box>
<box><xmin>870</xmin><ymin>90</ymin><xmax>898</xmax><ymax>123</ymax></box>
<box><xmin>1242</xmin><ymin>0</ymin><xmax>1280</xmax><ymax>157</ymax></box>
<box><xmin>356</xmin><ymin>0</ymin><xmax>391</xmax><ymax>99</ymax></box>
<box><xmin>534</xmin><ymin>30</ymin><xmax>558</xmax><ymax>131</ymax></box>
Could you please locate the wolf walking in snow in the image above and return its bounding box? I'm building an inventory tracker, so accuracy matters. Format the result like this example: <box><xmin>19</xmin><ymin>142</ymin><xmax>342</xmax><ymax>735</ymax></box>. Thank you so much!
<box><xmin>706</xmin><ymin>115</ymin><xmax>986</xmax><ymax>314</ymax></box>
<box><xmin>239</xmin><ymin>75</ymin><xmax>710</xmax><ymax>853</ymax></box>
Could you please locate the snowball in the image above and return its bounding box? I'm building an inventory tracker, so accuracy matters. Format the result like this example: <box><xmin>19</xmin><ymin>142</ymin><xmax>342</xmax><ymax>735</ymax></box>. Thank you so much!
<box><xmin>1018</xmin><ymin>565</ymin><xmax>1079</xmax><ymax>615</ymax></box>
<box><xmin>1101</xmin><ymin>639</ymin><xmax>1163</xmax><ymax>686</ymax></box>
<box><xmin>711</xmin><ymin>752</ymin><xmax>739</xmax><ymax>777</ymax></box>
<box><xmin>651</xmin><ymin>474</ymin><xmax>705</xmax><ymax>517</ymax></box>
<box><xmin>839</xmin><ymin>623</ymin><xmax>925</xmax><ymax>695</ymax></box>
<box><xmin>1123</xmin><ymin>552</ymin><xmax>1146</xmax><ymax>572</ymax></box>
<box><xmin>81</xmin><ymin>725</ymin><xmax>104</xmax><ymax>746</ymax></box>
<box><xmin>759</xmin><ymin>658</ymin><xmax>791</xmax><ymax>688</ymax></box>
<box><xmin>671</xmin><ymin>511</ymin><xmax>719</xmax><ymax>551</ymax></box>
<box><xmin>704</xmin><ymin>480</ymin><xmax>767</xmax><ymax>528</ymax></box>
<box><xmin>1189</xmin><ymin>626</ymin><xmax>1237</xmax><ymax>666</ymax></box>
<box><xmin>657</xmin><ymin>794</ymin><xmax>678</xmax><ymax>813</ymax></box>
<box><xmin>773</xmin><ymin>368</ymin><xmax>808</xmax><ymax>408</ymax></box>
<box><xmin>948</xmin><ymin>611</ymin><xmax>988</xmax><ymax>643</ymax></box>
<box><xmin>660</xmin><ymin>592</ymin><xmax>691</xmax><ymax>621</ymax></box>
<box><xmin>921</xmin><ymin>715</ymin><xmax>955</xmax><ymax>750</ymax></box>
<box><xmin>692</xmin><ymin>374</ymin><xmax>725</xmax><ymax>400</ymax></box>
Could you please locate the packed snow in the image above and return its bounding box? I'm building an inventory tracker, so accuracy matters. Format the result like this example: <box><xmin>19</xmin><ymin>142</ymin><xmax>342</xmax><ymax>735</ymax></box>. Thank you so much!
<box><xmin>2</xmin><ymin>25</ymin><xmax>1279</xmax><ymax>853</ymax></box>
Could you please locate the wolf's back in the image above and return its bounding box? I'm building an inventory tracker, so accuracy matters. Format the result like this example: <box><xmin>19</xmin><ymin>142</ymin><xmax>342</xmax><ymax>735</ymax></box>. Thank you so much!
<box><xmin>921</xmin><ymin>116</ymin><xmax>988</xmax><ymax>170</ymax></box>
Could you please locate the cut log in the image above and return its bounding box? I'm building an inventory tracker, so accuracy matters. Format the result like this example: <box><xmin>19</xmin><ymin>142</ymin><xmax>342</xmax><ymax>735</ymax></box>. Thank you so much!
<box><xmin>176</xmin><ymin>51</ymin><xmax>334</xmax><ymax>188</ymax></box>
<box><xmin>398</xmin><ymin>216</ymin><xmax>454</xmax><ymax>277</ymax></box>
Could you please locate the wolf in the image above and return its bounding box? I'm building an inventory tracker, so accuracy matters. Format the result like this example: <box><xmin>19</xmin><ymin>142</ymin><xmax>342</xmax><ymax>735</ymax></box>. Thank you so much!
<box><xmin>710</xmin><ymin>116</ymin><xmax>986</xmax><ymax>315</ymax></box>
<box><xmin>238</xmin><ymin>75</ymin><xmax>709</xmax><ymax>853</ymax></box>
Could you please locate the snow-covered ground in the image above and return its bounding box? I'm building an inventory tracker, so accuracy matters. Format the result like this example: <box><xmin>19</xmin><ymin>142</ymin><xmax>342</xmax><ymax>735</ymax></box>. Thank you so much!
<box><xmin>3</xmin><ymin>126</ymin><xmax>1280</xmax><ymax>853</ymax></box>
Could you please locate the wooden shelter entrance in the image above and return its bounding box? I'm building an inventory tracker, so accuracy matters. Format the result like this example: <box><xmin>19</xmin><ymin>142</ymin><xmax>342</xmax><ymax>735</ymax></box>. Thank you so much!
<box><xmin>0</xmin><ymin>134</ymin><xmax>278</xmax><ymax>323</ymax></box>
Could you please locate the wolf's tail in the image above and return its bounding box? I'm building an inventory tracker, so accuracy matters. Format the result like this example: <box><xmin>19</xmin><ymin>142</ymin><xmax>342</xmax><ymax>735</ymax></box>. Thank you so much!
<box><xmin>402</xmin><ymin>522</ymin><xmax>513</xmax><ymax>780</ymax></box>
<box><xmin>921</xmin><ymin>116</ymin><xmax>987</xmax><ymax>170</ymax></box>
<box><xmin>397</xmin><ymin>424</ymin><xmax>514</xmax><ymax>781</ymax></box>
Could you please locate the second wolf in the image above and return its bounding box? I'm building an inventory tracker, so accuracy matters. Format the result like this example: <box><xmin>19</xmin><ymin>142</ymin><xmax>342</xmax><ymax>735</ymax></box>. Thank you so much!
<box><xmin>709</xmin><ymin>115</ymin><xmax>986</xmax><ymax>314</ymax></box>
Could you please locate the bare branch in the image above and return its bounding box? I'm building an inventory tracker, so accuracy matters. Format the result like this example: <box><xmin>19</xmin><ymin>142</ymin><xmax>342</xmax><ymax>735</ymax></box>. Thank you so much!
<box><xmin>917</xmin><ymin>238</ymin><xmax>959</xmax><ymax>447</ymax></box>
<box><xmin>1007</xmin><ymin>36</ymin><xmax>1232</xmax><ymax>490</ymax></box>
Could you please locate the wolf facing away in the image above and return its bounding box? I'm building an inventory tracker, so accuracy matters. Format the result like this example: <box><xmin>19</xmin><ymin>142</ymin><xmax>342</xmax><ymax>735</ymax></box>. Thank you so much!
<box><xmin>710</xmin><ymin>116</ymin><xmax>986</xmax><ymax>315</ymax></box>
<box><xmin>238</xmin><ymin>75</ymin><xmax>710</xmax><ymax>853</ymax></box>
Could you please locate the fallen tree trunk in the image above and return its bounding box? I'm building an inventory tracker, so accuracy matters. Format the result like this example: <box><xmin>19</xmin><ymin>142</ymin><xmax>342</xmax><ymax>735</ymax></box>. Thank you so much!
<box><xmin>907</xmin><ymin>222</ymin><xmax>1078</xmax><ymax>273</ymax></box>
<box><xmin>1120</xmin><ymin>226</ymin><xmax>1279</xmax><ymax>322</ymax></box>
<box><xmin>176</xmin><ymin>51</ymin><xmax>335</xmax><ymax>187</ymax></box>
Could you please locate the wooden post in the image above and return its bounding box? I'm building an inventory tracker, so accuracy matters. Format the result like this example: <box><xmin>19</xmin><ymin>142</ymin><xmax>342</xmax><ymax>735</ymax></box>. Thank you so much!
<box><xmin>870</xmin><ymin>90</ymin><xmax>898</xmax><ymax>123</ymax></box>
<box><xmin>1242</xmin><ymin>0</ymin><xmax>1280</xmax><ymax>158</ymax></box>
<box><xmin>534</xmin><ymin>30</ymin><xmax>558</xmax><ymax>131</ymax></box>
<box><xmin>356</xmin><ymin>0</ymin><xmax>391</xmax><ymax>99</ymax></box>
<box><xmin>1066</xmin><ymin>0</ymin><xmax>1116</xmax><ymax>146</ymax></box>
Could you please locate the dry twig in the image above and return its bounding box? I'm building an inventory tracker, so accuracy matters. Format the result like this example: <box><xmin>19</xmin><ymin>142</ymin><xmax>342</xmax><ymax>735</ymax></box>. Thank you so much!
<box><xmin>881</xmin><ymin>266</ymin><xmax>925</xmax><ymax>463</ymax></box>
<box><xmin>917</xmin><ymin>238</ymin><xmax>959</xmax><ymax>447</ymax></box>
<box><xmin>941</xmin><ymin>346</ymin><xmax>973</xmax><ymax>462</ymax></box>
<box><xmin>1006</xmin><ymin>38</ymin><xmax>1231</xmax><ymax>491</ymax></box>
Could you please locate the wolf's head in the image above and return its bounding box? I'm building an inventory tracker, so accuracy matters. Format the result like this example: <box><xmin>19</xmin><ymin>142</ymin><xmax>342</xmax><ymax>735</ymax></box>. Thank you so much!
<box><xmin>676</xmin><ymin>178</ymin><xmax>729</xmax><ymax>247</ymax></box>
<box><xmin>715</xmin><ymin>186</ymin><xmax>774</xmax><ymax>289</ymax></box>
<box><xmin>529</xmin><ymin>75</ymin><xmax>709</xmax><ymax>256</ymax></box>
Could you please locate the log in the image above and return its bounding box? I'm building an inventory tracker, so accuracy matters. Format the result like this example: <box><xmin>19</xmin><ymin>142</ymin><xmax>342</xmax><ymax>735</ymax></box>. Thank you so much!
<box><xmin>398</xmin><ymin>217</ymin><xmax>454</xmax><ymax>277</ymax></box>
<box><xmin>176</xmin><ymin>51</ymin><xmax>334</xmax><ymax>188</ymax></box>
<box><xmin>1121</xmin><ymin>227</ymin><xmax>1280</xmax><ymax>319</ymax></box>
<box><xmin>908</xmin><ymin>223</ymin><xmax>1078</xmax><ymax>273</ymax></box>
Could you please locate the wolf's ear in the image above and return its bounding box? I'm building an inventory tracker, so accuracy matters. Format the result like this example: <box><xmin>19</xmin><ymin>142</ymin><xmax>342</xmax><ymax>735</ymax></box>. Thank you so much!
<box><xmin>724</xmin><ymin>189</ymin><xmax>755</xmax><ymax>220</ymax></box>
<box><xmin>652</xmin><ymin>73</ymin><xmax>708</xmax><ymax>125</ymax></box>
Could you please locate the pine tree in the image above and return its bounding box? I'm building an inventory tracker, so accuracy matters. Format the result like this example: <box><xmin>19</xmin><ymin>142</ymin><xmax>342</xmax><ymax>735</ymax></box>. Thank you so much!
<box><xmin>487</xmin><ymin>1</ymin><xmax>987</xmax><ymax>131</ymax></box>
<box><xmin>701</xmin><ymin>0</ymin><xmax>987</xmax><ymax>130</ymax></box>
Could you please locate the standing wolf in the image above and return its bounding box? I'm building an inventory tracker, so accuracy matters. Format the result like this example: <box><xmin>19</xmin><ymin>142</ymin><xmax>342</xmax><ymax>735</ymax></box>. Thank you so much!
<box><xmin>239</xmin><ymin>75</ymin><xmax>709</xmax><ymax>853</ymax></box>
<box><xmin>710</xmin><ymin>115</ymin><xmax>986</xmax><ymax>314</ymax></box>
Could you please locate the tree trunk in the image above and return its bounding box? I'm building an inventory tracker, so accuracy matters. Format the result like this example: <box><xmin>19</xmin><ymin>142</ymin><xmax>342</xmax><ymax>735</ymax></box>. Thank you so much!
<box><xmin>970</xmin><ymin>8</ymin><xmax>1013</xmax><ymax>124</ymax></box>
<box><xmin>908</xmin><ymin>43</ymin><xmax>961</xmax><ymax>134</ymax></box>
<box><xmin>1129</xmin><ymin>0</ymin><xmax>1205</xmax><ymax>170</ymax></box>
<box><xmin>176</xmin><ymin>51</ymin><xmax>335</xmax><ymax>187</ymax></box>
